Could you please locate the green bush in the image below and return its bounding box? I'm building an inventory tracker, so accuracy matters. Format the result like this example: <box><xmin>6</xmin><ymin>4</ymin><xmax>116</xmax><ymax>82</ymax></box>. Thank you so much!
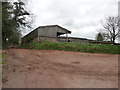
<box><xmin>20</xmin><ymin>41</ymin><xmax>120</xmax><ymax>54</ymax></box>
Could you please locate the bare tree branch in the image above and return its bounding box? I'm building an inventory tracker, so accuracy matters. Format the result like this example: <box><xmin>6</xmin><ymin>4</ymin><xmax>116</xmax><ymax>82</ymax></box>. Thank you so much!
<box><xmin>101</xmin><ymin>16</ymin><xmax>119</xmax><ymax>44</ymax></box>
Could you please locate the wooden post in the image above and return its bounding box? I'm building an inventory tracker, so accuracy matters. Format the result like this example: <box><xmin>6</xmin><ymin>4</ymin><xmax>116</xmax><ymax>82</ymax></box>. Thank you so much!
<box><xmin>38</xmin><ymin>34</ymin><xmax>40</xmax><ymax>42</ymax></box>
<box><xmin>58</xmin><ymin>35</ymin><xmax>60</xmax><ymax>42</ymax></box>
<box><xmin>66</xmin><ymin>32</ymin><xmax>68</xmax><ymax>42</ymax></box>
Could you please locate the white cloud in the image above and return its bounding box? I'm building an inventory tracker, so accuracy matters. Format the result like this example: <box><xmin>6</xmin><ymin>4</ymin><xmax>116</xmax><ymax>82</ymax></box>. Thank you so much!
<box><xmin>24</xmin><ymin>0</ymin><xmax>119</xmax><ymax>40</ymax></box>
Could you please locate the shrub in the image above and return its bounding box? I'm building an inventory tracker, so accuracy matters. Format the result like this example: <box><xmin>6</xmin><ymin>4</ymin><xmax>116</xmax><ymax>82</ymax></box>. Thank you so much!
<box><xmin>20</xmin><ymin>41</ymin><xmax>120</xmax><ymax>54</ymax></box>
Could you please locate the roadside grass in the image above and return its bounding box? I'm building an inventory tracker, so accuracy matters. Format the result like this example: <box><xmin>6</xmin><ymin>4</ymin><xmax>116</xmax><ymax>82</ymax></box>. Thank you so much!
<box><xmin>0</xmin><ymin>53</ymin><xmax>2</xmax><ymax>58</ymax></box>
<box><xmin>0</xmin><ymin>52</ymin><xmax>8</xmax><ymax>84</ymax></box>
<box><xmin>20</xmin><ymin>41</ymin><xmax>120</xmax><ymax>54</ymax></box>
<box><xmin>0</xmin><ymin>53</ymin><xmax>6</xmax><ymax>65</ymax></box>
<box><xmin>0</xmin><ymin>53</ymin><xmax>6</xmax><ymax>59</ymax></box>
<box><xmin>0</xmin><ymin>60</ymin><xmax>6</xmax><ymax>64</ymax></box>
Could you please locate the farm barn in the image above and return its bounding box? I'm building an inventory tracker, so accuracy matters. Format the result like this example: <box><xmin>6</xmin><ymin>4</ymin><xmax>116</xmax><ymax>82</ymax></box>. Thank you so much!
<box><xmin>22</xmin><ymin>25</ymin><xmax>72</xmax><ymax>44</ymax></box>
<box><xmin>22</xmin><ymin>25</ymin><xmax>114</xmax><ymax>44</ymax></box>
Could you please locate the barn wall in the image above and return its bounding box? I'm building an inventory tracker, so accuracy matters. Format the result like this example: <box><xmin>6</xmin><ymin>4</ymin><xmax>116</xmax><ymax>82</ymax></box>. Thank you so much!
<box><xmin>33</xmin><ymin>37</ymin><xmax>39</xmax><ymax>42</ymax></box>
<box><xmin>39</xmin><ymin>36</ymin><xmax>57</xmax><ymax>42</ymax></box>
<box><xmin>55</xmin><ymin>26</ymin><xmax>68</xmax><ymax>34</ymax></box>
<box><xmin>22</xmin><ymin>30</ymin><xmax>38</xmax><ymax>44</ymax></box>
<box><xmin>33</xmin><ymin>36</ymin><xmax>57</xmax><ymax>42</ymax></box>
<box><xmin>58</xmin><ymin>38</ymin><xmax>68</xmax><ymax>42</ymax></box>
<box><xmin>38</xmin><ymin>26</ymin><xmax>67</xmax><ymax>38</ymax></box>
<box><xmin>57</xmin><ymin>37</ymin><xmax>89</xmax><ymax>43</ymax></box>
<box><xmin>38</xmin><ymin>26</ymin><xmax>56</xmax><ymax>37</ymax></box>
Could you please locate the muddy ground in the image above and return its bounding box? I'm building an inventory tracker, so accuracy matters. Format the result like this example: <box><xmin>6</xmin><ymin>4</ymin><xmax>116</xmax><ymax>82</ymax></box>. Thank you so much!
<box><xmin>2</xmin><ymin>49</ymin><xmax>118</xmax><ymax>88</ymax></box>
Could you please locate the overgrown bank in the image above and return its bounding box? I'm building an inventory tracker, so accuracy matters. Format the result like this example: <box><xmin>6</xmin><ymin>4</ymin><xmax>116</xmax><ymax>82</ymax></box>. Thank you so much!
<box><xmin>20</xmin><ymin>41</ymin><xmax>120</xmax><ymax>54</ymax></box>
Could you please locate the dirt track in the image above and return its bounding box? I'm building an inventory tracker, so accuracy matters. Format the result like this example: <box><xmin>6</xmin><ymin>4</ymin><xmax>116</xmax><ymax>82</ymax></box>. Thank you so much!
<box><xmin>3</xmin><ymin>49</ymin><xmax>118</xmax><ymax>88</ymax></box>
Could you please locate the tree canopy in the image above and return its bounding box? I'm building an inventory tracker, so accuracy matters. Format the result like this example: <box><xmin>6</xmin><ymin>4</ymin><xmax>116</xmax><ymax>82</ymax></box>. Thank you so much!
<box><xmin>96</xmin><ymin>33</ymin><xmax>104</xmax><ymax>41</ymax></box>
<box><xmin>2</xmin><ymin>0</ymin><xmax>32</xmax><ymax>48</ymax></box>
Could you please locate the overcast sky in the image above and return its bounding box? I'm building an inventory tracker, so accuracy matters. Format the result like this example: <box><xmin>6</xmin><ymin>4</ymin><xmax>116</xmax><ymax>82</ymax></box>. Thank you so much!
<box><xmin>23</xmin><ymin>0</ymin><xmax>119</xmax><ymax>40</ymax></box>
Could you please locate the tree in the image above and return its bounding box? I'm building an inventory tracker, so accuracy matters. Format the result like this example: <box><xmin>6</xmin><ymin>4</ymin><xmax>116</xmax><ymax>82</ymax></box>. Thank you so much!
<box><xmin>2</xmin><ymin>2</ymin><xmax>14</xmax><ymax>48</ymax></box>
<box><xmin>96</xmin><ymin>32</ymin><xmax>104</xmax><ymax>41</ymax></box>
<box><xmin>101</xmin><ymin>16</ymin><xmax>120</xmax><ymax>44</ymax></box>
<box><xmin>2</xmin><ymin>0</ymin><xmax>32</xmax><ymax>48</ymax></box>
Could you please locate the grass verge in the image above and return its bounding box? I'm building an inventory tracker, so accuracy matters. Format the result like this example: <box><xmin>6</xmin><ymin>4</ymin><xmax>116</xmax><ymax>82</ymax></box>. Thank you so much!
<box><xmin>20</xmin><ymin>41</ymin><xmax>120</xmax><ymax>54</ymax></box>
<box><xmin>0</xmin><ymin>53</ymin><xmax>6</xmax><ymax>59</ymax></box>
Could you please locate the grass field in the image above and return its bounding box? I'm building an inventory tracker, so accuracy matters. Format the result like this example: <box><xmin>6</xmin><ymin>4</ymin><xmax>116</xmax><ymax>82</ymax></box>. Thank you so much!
<box><xmin>20</xmin><ymin>41</ymin><xmax>120</xmax><ymax>54</ymax></box>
